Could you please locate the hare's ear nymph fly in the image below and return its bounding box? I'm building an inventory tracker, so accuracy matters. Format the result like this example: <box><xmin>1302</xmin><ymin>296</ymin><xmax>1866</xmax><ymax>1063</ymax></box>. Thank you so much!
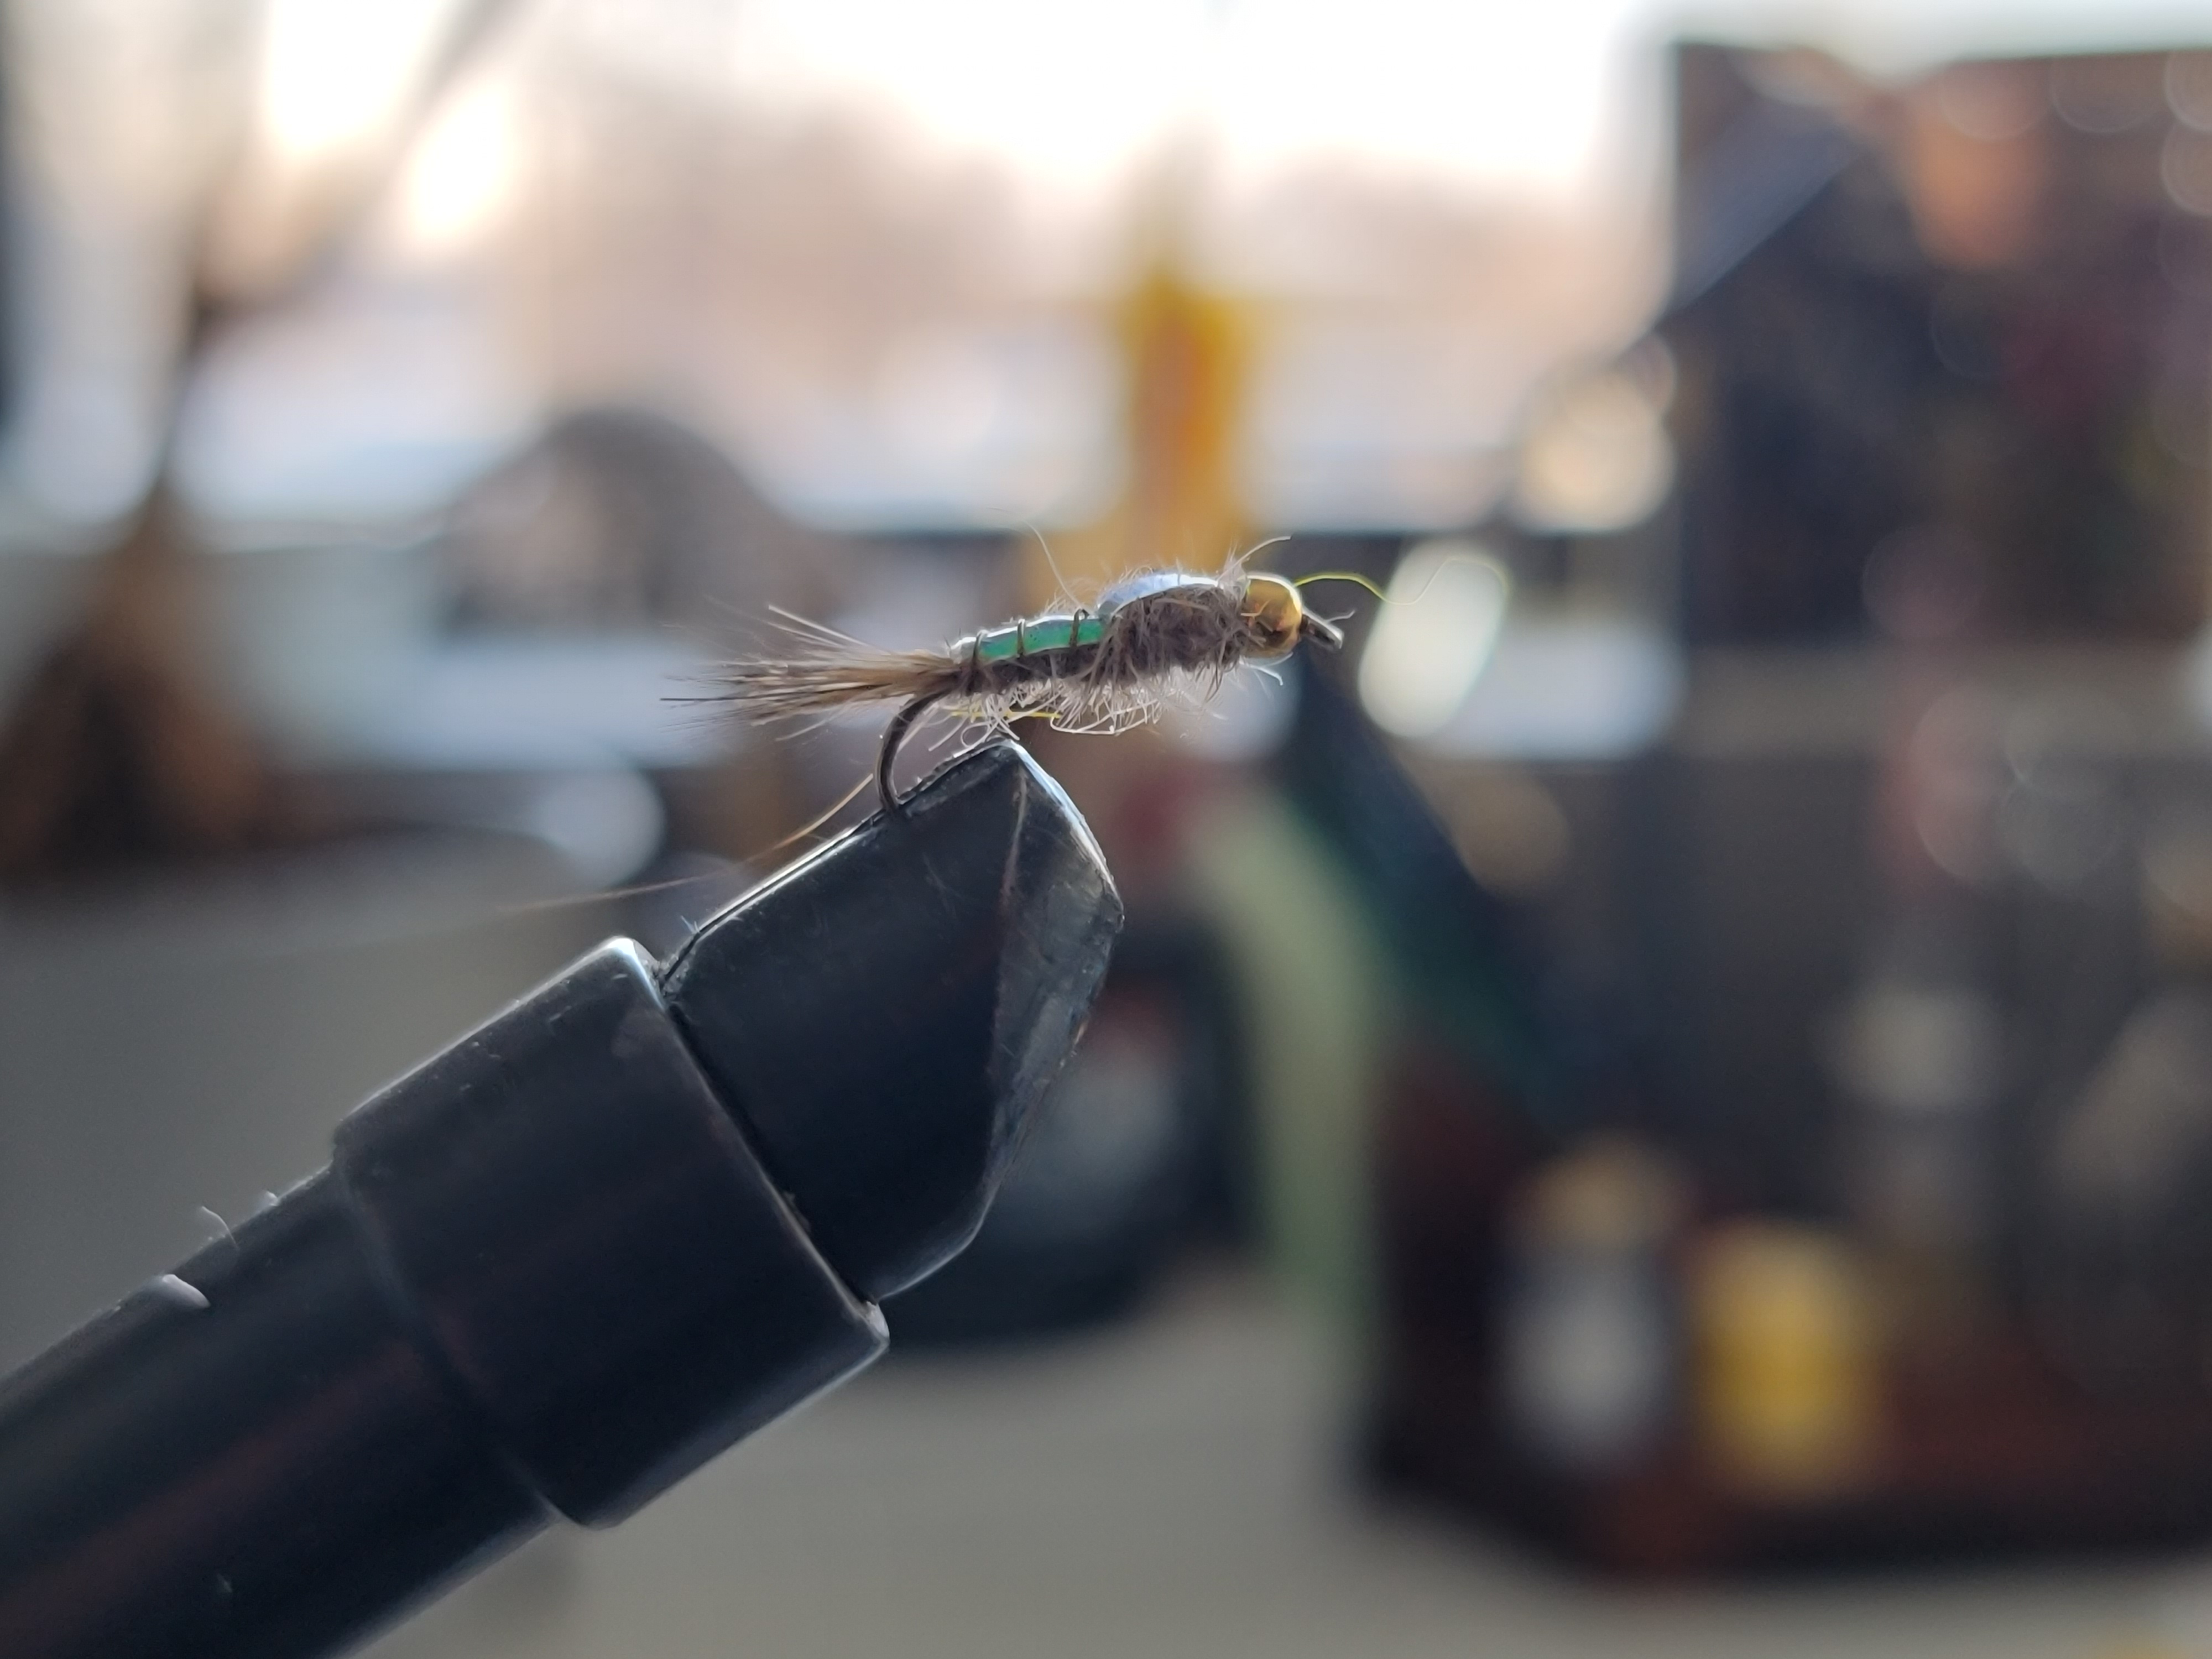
<box><xmin>711</xmin><ymin>552</ymin><xmax>1367</xmax><ymax>814</ymax></box>
<box><xmin>1239</xmin><ymin>573</ymin><xmax>1307</xmax><ymax>658</ymax></box>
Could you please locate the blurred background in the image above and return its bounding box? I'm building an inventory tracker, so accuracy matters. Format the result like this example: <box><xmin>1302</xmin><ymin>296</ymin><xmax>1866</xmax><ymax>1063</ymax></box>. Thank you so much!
<box><xmin>21</xmin><ymin>0</ymin><xmax>2212</xmax><ymax>1653</ymax></box>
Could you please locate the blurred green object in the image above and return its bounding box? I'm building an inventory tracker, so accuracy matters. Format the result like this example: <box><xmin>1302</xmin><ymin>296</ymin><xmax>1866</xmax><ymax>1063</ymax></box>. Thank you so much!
<box><xmin>1185</xmin><ymin>780</ymin><xmax>1392</xmax><ymax>1362</ymax></box>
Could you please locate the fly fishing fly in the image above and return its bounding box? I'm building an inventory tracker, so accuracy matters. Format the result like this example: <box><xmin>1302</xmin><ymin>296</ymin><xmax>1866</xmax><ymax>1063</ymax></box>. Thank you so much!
<box><xmin>716</xmin><ymin>559</ymin><xmax>1348</xmax><ymax>809</ymax></box>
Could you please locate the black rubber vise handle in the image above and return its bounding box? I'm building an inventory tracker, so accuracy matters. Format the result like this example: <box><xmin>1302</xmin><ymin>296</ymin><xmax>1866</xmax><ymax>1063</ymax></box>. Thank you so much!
<box><xmin>0</xmin><ymin>743</ymin><xmax>1120</xmax><ymax>1659</ymax></box>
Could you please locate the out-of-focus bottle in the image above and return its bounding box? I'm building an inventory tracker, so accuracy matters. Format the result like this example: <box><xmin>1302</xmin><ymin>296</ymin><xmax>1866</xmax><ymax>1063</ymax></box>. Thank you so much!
<box><xmin>1499</xmin><ymin>1136</ymin><xmax>1687</xmax><ymax>1473</ymax></box>
<box><xmin>1689</xmin><ymin>1220</ymin><xmax>1884</xmax><ymax>1498</ymax></box>
<box><xmin>1828</xmin><ymin>945</ymin><xmax>2004</xmax><ymax>1367</ymax></box>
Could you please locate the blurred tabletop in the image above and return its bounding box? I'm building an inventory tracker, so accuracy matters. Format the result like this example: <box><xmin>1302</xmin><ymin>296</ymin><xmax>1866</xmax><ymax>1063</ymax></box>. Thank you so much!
<box><xmin>371</xmin><ymin>1270</ymin><xmax>2203</xmax><ymax>1659</ymax></box>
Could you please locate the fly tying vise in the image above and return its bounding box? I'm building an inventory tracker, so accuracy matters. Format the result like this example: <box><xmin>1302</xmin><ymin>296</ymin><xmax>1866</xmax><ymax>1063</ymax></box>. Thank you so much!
<box><xmin>716</xmin><ymin>561</ymin><xmax>1349</xmax><ymax>810</ymax></box>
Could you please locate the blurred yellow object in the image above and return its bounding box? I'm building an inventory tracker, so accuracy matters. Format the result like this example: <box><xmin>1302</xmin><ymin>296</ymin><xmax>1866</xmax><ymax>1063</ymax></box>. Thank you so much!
<box><xmin>1043</xmin><ymin>247</ymin><xmax>1251</xmax><ymax>599</ymax></box>
<box><xmin>1691</xmin><ymin>1221</ymin><xmax>1884</xmax><ymax>1498</ymax></box>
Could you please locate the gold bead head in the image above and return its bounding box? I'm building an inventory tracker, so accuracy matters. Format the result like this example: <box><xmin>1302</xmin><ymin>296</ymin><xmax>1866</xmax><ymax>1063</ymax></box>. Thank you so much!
<box><xmin>1240</xmin><ymin>573</ymin><xmax>1305</xmax><ymax>658</ymax></box>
